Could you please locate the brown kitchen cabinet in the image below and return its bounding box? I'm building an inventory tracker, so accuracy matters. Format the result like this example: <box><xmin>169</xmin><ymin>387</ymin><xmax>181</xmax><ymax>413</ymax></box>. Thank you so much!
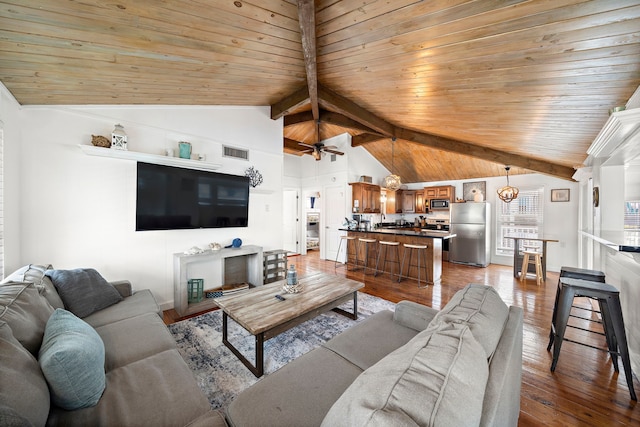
<box><xmin>350</xmin><ymin>182</ymin><xmax>381</xmax><ymax>213</ymax></box>
<box><xmin>415</xmin><ymin>190</ymin><xmax>425</xmax><ymax>213</ymax></box>
<box><xmin>385</xmin><ymin>190</ymin><xmax>403</xmax><ymax>214</ymax></box>
<box><xmin>402</xmin><ymin>190</ymin><xmax>416</xmax><ymax>213</ymax></box>
<box><xmin>424</xmin><ymin>185</ymin><xmax>456</xmax><ymax>203</ymax></box>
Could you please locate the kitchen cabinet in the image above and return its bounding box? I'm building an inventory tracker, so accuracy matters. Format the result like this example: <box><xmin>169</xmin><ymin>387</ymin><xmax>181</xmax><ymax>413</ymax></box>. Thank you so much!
<box><xmin>415</xmin><ymin>190</ymin><xmax>425</xmax><ymax>213</ymax></box>
<box><xmin>402</xmin><ymin>190</ymin><xmax>416</xmax><ymax>213</ymax></box>
<box><xmin>350</xmin><ymin>182</ymin><xmax>381</xmax><ymax>213</ymax></box>
<box><xmin>385</xmin><ymin>190</ymin><xmax>403</xmax><ymax>214</ymax></box>
<box><xmin>424</xmin><ymin>185</ymin><xmax>456</xmax><ymax>203</ymax></box>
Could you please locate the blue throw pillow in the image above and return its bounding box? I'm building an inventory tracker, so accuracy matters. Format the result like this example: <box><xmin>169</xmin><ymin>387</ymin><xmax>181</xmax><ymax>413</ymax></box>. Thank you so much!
<box><xmin>45</xmin><ymin>268</ymin><xmax>123</xmax><ymax>318</ymax></box>
<box><xmin>38</xmin><ymin>309</ymin><xmax>106</xmax><ymax>410</ymax></box>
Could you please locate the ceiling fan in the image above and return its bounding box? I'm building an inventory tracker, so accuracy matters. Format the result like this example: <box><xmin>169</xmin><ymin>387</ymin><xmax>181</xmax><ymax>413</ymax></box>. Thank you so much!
<box><xmin>298</xmin><ymin>142</ymin><xmax>345</xmax><ymax>161</ymax></box>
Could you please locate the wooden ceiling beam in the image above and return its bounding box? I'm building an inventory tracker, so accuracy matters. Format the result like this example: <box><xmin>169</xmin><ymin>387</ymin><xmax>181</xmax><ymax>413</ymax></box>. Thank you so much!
<box><xmin>271</xmin><ymin>86</ymin><xmax>309</xmax><ymax>120</ymax></box>
<box><xmin>284</xmin><ymin>111</ymin><xmax>315</xmax><ymax>127</ymax></box>
<box><xmin>317</xmin><ymin>84</ymin><xmax>395</xmax><ymax>137</ymax></box>
<box><xmin>396</xmin><ymin>128</ymin><xmax>576</xmax><ymax>180</ymax></box>
<box><xmin>321</xmin><ymin>111</ymin><xmax>384</xmax><ymax>135</ymax></box>
<box><xmin>352</xmin><ymin>133</ymin><xmax>389</xmax><ymax>147</ymax></box>
<box><xmin>296</xmin><ymin>0</ymin><xmax>319</xmax><ymax>122</ymax></box>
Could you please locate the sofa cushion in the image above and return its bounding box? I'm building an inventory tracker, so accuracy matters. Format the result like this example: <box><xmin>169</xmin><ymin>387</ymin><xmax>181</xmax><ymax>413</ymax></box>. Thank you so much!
<box><xmin>46</xmin><ymin>268</ymin><xmax>123</xmax><ymax>318</ymax></box>
<box><xmin>431</xmin><ymin>283</ymin><xmax>509</xmax><ymax>358</ymax></box>
<box><xmin>321</xmin><ymin>321</ymin><xmax>489</xmax><ymax>427</ymax></box>
<box><xmin>47</xmin><ymin>349</ymin><xmax>213</xmax><ymax>427</ymax></box>
<box><xmin>0</xmin><ymin>321</ymin><xmax>50</xmax><ymax>427</ymax></box>
<box><xmin>2</xmin><ymin>264</ymin><xmax>65</xmax><ymax>309</ymax></box>
<box><xmin>0</xmin><ymin>281</ymin><xmax>54</xmax><ymax>355</ymax></box>
<box><xmin>83</xmin><ymin>289</ymin><xmax>161</xmax><ymax>328</ymax></box>
<box><xmin>95</xmin><ymin>312</ymin><xmax>177</xmax><ymax>371</ymax></box>
<box><xmin>39</xmin><ymin>309</ymin><xmax>106</xmax><ymax>410</ymax></box>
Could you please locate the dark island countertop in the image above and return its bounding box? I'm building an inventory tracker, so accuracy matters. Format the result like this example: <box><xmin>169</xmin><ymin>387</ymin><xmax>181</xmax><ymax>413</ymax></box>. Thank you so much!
<box><xmin>340</xmin><ymin>228</ymin><xmax>456</xmax><ymax>239</ymax></box>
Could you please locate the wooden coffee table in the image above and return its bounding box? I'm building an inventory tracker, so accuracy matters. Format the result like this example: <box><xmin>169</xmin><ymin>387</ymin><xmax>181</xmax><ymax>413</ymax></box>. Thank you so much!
<box><xmin>213</xmin><ymin>273</ymin><xmax>364</xmax><ymax>377</ymax></box>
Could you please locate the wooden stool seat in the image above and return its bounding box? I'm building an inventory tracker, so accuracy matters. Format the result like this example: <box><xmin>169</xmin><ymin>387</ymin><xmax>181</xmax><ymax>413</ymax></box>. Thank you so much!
<box><xmin>335</xmin><ymin>236</ymin><xmax>357</xmax><ymax>271</ymax></box>
<box><xmin>374</xmin><ymin>240</ymin><xmax>401</xmax><ymax>280</ymax></box>
<box><xmin>521</xmin><ymin>250</ymin><xmax>543</xmax><ymax>285</ymax></box>
<box><xmin>356</xmin><ymin>238</ymin><xmax>378</xmax><ymax>274</ymax></box>
<box><xmin>399</xmin><ymin>243</ymin><xmax>429</xmax><ymax>288</ymax></box>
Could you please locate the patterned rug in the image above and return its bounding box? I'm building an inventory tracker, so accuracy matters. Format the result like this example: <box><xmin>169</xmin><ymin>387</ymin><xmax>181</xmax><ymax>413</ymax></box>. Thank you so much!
<box><xmin>168</xmin><ymin>291</ymin><xmax>395</xmax><ymax>410</ymax></box>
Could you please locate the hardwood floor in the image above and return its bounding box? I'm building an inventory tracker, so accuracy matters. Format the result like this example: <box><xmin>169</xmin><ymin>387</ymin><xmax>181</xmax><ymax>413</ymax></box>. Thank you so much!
<box><xmin>164</xmin><ymin>251</ymin><xmax>640</xmax><ymax>425</ymax></box>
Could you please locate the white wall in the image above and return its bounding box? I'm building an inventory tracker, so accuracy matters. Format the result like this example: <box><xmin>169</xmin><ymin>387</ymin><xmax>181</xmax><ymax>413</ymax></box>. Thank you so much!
<box><xmin>14</xmin><ymin>105</ymin><xmax>283</xmax><ymax>309</ymax></box>
<box><xmin>0</xmin><ymin>84</ymin><xmax>22</xmax><ymax>271</ymax></box>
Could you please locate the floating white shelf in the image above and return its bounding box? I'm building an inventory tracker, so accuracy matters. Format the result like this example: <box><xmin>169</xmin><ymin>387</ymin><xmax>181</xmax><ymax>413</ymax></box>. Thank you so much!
<box><xmin>78</xmin><ymin>144</ymin><xmax>222</xmax><ymax>171</ymax></box>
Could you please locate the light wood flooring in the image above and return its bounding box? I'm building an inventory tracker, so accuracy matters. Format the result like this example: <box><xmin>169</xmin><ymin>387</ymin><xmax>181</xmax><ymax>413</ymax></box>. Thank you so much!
<box><xmin>164</xmin><ymin>251</ymin><xmax>639</xmax><ymax>426</ymax></box>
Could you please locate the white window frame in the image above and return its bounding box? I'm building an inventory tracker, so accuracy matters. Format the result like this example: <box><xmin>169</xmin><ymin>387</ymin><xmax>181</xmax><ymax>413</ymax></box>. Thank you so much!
<box><xmin>625</xmin><ymin>201</ymin><xmax>640</xmax><ymax>230</ymax></box>
<box><xmin>496</xmin><ymin>186</ymin><xmax>545</xmax><ymax>256</ymax></box>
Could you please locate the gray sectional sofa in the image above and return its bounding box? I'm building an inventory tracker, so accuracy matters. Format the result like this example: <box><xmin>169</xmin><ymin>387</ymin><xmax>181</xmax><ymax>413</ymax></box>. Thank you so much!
<box><xmin>226</xmin><ymin>283</ymin><xmax>524</xmax><ymax>426</ymax></box>
<box><xmin>0</xmin><ymin>264</ymin><xmax>226</xmax><ymax>427</ymax></box>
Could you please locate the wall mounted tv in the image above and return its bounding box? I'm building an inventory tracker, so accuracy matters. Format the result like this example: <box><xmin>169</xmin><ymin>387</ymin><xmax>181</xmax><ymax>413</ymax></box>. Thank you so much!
<box><xmin>136</xmin><ymin>162</ymin><xmax>250</xmax><ymax>231</ymax></box>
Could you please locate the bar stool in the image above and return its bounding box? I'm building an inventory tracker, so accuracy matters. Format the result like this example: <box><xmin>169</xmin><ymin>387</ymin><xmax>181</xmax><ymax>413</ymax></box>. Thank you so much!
<box><xmin>374</xmin><ymin>240</ymin><xmax>401</xmax><ymax>280</ymax></box>
<box><xmin>356</xmin><ymin>238</ymin><xmax>377</xmax><ymax>274</ymax></box>
<box><xmin>520</xmin><ymin>248</ymin><xmax>543</xmax><ymax>285</ymax></box>
<box><xmin>334</xmin><ymin>235</ymin><xmax>357</xmax><ymax>271</ymax></box>
<box><xmin>547</xmin><ymin>267</ymin><xmax>606</xmax><ymax>351</ymax></box>
<box><xmin>550</xmin><ymin>277</ymin><xmax>636</xmax><ymax>401</ymax></box>
<box><xmin>398</xmin><ymin>243</ymin><xmax>429</xmax><ymax>288</ymax></box>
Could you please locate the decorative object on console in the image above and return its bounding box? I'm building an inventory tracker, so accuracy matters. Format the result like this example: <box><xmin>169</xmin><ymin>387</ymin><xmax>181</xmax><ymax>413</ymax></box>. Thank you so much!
<box><xmin>184</xmin><ymin>246</ymin><xmax>205</xmax><ymax>255</ymax></box>
<box><xmin>283</xmin><ymin>264</ymin><xmax>301</xmax><ymax>293</ymax></box>
<box><xmin>225</xmin><ymin>238</ymin><xmax>243</xmax><ymax>249</ymax></box>
<box><xmin>551</xmin><ymin>188</ymin><xmax>570</xmax><ymax>202</ymax></box>
<box><xmin>497</xmin><ymin>166</ymin><xmax>519</xmax><ymax>203</ymax></box>
<box><xmin>187</xmin><ymin>279</ymin><xmax>204</xmax><ymax>303</ymax></box>
<box><xmin>383</xmin><ymin>137</ymin><xmax>402</xmax><ymax>191</ymax></box>
<box><xmin>463</xmin><ymin>181</ymin><xmax>486</xmax><ymax>202</ymax></box>
<box><xmin>178</xmin><ymin>141</ymin><xmax>192</xmax><ymax>159</ymax></box>
<box><xmin>209</xmin><ymin>242</ymin><xmax>222</xmax><ymax>251</ymax></box>
<box><xmin>91</xmin><ymin>135</ymin><xmax>110</xmax><ymax>148</ymax></box>
<box><xmin>244</xmin><ymin>166</ymin><xmax>263</xmax><ymax>188</ymax></box>
<box><xmin>110</xmin><ymin>124</ymin><xmax>127</xmax><ymax>150</ymax></box>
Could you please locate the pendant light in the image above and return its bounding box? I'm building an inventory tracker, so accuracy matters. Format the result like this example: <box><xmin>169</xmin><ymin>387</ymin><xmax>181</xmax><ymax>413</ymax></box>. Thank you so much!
<box><xmin>383</xmin><ymin>137</ymin><xmax>402</xmax><ymax>191</ymax></box>
<box><xmin>497</xmin><ymin>166</ymin><xmax>519</xmax><ymax>203</ymax></box>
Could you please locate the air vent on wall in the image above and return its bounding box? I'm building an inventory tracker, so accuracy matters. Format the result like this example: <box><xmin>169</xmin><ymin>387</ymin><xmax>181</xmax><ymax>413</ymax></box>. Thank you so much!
<box><xmin>223</xmin><ymin>145</ymin><xmax>249</xmax><ymax>160</ymax></box>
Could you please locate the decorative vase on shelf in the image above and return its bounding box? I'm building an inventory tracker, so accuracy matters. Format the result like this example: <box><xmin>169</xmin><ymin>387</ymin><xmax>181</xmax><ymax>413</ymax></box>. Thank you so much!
<box><xmin>178</xmin><ymin>141</ymin><xmax>192</xmax><ymax>159</ymax></box>
<box><xmin>111</xmin><ymin>124</ymin><xmax>127</xmax><ymax>150</ymax></box>
<box><xmin>474</xmin><ymin>191</ymin><xmax>484</xmax><ymax>202</ymax></box>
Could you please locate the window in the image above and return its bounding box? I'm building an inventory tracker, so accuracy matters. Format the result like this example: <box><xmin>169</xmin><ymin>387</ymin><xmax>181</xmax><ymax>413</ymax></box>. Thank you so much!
<box><xmin>625</xmin><ymin>201</ymin><xmax>640</xmax><ymax>230</ymax></box>
<box><xmin>496</xmin><ymin>187</ymin><xmax>544</xmax><ymax>256</ymax></box>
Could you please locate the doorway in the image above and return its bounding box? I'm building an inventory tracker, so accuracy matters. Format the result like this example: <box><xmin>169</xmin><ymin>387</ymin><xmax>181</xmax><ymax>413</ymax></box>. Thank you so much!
<box><xmin>282</xmin><ymin>189</ymin><xmax>299</xmax><ymax>254</ymax></box>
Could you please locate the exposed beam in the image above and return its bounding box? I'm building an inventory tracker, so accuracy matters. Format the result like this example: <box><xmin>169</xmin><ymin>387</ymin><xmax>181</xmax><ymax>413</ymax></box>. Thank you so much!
<box><xmin>352</xmin><ymin>133</ymin><xmax>388</xmax><ymax>147</ymax></box>
<box><xmin>318</xmin><ymin>85</ymin><xmax>395</xmax><ymax>137</ymax></box>
<box><xmin>321</xmin><ymin>112</ymin><xmax>384</xmax><ymax>135</ymax></box>
<box><xmin>396</xmin><ymin>128</ymin><xmax>576</xmax><ymax>180</ymax></box>
<box><xmin>296</xmin><ymin>0</ymin><xmax>319</xmax><ymax>145</ymax></box>
<box><xmin>271</xmin><ymin>86</ymin><xmax>309</xmax><ymax>120</ymax></box>
<box><xmin>284</xmin><ymin>111</ymin><xmax>314</xmax><ymax>127</ymax></box>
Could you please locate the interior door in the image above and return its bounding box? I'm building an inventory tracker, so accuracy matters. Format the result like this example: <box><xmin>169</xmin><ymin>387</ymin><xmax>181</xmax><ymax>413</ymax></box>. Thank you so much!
<box><xmin>282</xmin><ymin>189</ymin><xmax>299</xmax><ymax>254</ymax></box>
<box><xmin>323</xmin><ymin>184</ymin><xmax>347</xmax><ymax>261</ymax></box>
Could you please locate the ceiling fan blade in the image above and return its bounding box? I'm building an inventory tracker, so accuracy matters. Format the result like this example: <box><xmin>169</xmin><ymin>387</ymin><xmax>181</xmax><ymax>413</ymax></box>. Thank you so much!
<box><xmin>323</xmin><ymin>145</ymin><xmax>338</xmax><ymax>149</ymax></box>
<box><xmin>324</xmin><ymin>148</ymin><xmax>344</xmax><ymax>156</ymax></box>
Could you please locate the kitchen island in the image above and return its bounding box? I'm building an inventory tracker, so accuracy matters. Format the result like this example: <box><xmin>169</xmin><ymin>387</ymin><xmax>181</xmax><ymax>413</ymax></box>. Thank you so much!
<box><xmin>340</xmin><ymin>228</ymin><xmax>455</xmax><ymax>285</ymax></box>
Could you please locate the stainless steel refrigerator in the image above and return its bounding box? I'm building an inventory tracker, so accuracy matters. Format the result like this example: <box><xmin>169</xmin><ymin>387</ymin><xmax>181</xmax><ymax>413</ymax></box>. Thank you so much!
<box><xmin>449</xmin><ymin>202</ymin><xmax>491</xmax><ymax>267</ymax></box>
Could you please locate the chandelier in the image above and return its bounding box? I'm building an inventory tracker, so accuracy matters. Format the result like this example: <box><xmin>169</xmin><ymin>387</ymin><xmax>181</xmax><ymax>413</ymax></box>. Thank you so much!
<box><xmin>497</xmin><ymin>166</ymin><xmax>519</xmax><ymax>203</ymax></box>
<box><xmin>383</xmin><ymin>137</ymin><xmax>402</xmax><ymax>191</ymax></box>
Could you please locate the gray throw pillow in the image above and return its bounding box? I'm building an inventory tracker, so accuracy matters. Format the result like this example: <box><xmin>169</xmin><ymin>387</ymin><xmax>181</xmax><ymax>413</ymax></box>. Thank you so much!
<box><xmin>46</xmin><ymin>268</ymin><xmax>123</xmax><ymax>318</ymax></box>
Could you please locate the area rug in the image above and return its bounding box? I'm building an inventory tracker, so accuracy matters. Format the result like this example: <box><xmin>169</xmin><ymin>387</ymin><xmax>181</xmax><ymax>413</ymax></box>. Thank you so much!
<box><xmin>168</xmin><ymin>292</ymin><xmax>395</xmax><ymax>410</ymax></box>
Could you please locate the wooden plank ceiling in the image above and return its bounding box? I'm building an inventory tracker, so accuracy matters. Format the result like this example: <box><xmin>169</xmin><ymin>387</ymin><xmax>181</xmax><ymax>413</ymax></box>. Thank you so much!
<box><xmin>1</xmin><ymin>0</ymin><xmax>639</xmax><ymax>182</ymax></box>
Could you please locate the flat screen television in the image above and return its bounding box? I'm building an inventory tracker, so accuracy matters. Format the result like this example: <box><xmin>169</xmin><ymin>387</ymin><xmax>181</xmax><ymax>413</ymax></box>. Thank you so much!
<box><xmin>136</xmin><ymin>162</ymin><xmax>250</xmax><ymax>231</ymax></box>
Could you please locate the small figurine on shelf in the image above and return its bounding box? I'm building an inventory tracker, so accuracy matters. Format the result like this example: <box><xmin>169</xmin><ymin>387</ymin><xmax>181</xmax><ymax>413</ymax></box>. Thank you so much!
<box><xmin>111</xmin><ymin>124</ymin><xmax>127</xmax><ymax>150</ymax></box>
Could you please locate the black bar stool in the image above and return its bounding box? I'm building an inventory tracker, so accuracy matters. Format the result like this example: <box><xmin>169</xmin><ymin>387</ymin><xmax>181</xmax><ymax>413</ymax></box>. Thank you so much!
<box><xmin>547</xmin><ymin>267</ymin><xmax>606</xmax><ymax>351</ymax></box>
<box><xmin>398</xmin><ymin>243</ymin><xmax>429</xmax><ymax>288</ymax></box>
<box><xmin>356</xmin><ymin>238</ymin><xmax>377</xmax><ymax>274</ymax></box>
<box><xmin>550</xmin><ymin>277</ymin><xmax>636</xmax><ymax>401</ymax></box>
<box><xmin>374</xmin><ymin>240</ymin><xmax>400</xmax><ymax>280</ymax></box>
<box><xmin>334</xmin><ymin>235</ymin><xmax>357</xmax><ymax>271</ymax></box>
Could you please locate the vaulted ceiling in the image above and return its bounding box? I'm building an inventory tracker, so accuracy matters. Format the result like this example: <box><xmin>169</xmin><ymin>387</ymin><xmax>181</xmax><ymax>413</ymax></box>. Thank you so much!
<box><xmin>1</xmin><ymin>0</ymin><xmax>639</xmax><ymax>182</ymax></box>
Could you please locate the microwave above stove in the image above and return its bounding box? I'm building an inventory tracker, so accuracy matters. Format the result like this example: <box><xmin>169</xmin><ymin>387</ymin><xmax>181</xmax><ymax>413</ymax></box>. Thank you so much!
<box><xmin>430</xmin><ymin>199</ymin><xmax>450</xmax><ymax>210</ymax></box>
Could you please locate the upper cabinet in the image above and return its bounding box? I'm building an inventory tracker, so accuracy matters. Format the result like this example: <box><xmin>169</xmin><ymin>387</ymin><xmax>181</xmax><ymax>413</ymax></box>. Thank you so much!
<box><xmin>415</xmin><ymin>190</ymin><xmax>425</xmax><ymax>213</ymax></box>
<box><xmin>350</xmin><ymin>182</ymin><xmax>381</xmax><ymax>213</ymax></box>
<box><xmin>424</xmin><ymin>185</ymin><xmax>456</xmax><ymax>203</ymax></box>
<box><xmin>385</xmin><ymin>190</ymin><xmax>403</xmax><ymax>214</ymax></box>
<box><xmin>402</xmin><ymin>190</ymin><xmax>416</xmax><ymax>213</ymax></box>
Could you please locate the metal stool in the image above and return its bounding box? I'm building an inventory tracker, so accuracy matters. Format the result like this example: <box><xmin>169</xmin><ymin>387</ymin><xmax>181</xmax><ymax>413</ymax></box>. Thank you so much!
<box><xmin>356</xmin><ymin>238</ymin><xmax>377</xmax><ymax>274</ymax></box>
<box><xmin>398</xmin><ymin>243</ymin><xmax>429</xmax><ymax>288</ymax></box>
<box><xmin>520</xmin><ymin>249</ymin><xmax>543</xmax><ymax>285</ymax></box>
<box><xmin>550</xmin><ymin>277</ymin><xmax>636</xmax><ymax>401</ymax></box>
<box><xmin>547</xmin><ymin>267</ymin><xmax>606</xmax><ymax>351</ymax></box>
<box><xmin>374</xmin><ymin>240</ymin><xmax>401</xmax><ymax>280</ymax></box>
<box><xmin>335</xmin><ymin>235</ymin><xmax>357</xmax><ymax>271</ymax></box>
